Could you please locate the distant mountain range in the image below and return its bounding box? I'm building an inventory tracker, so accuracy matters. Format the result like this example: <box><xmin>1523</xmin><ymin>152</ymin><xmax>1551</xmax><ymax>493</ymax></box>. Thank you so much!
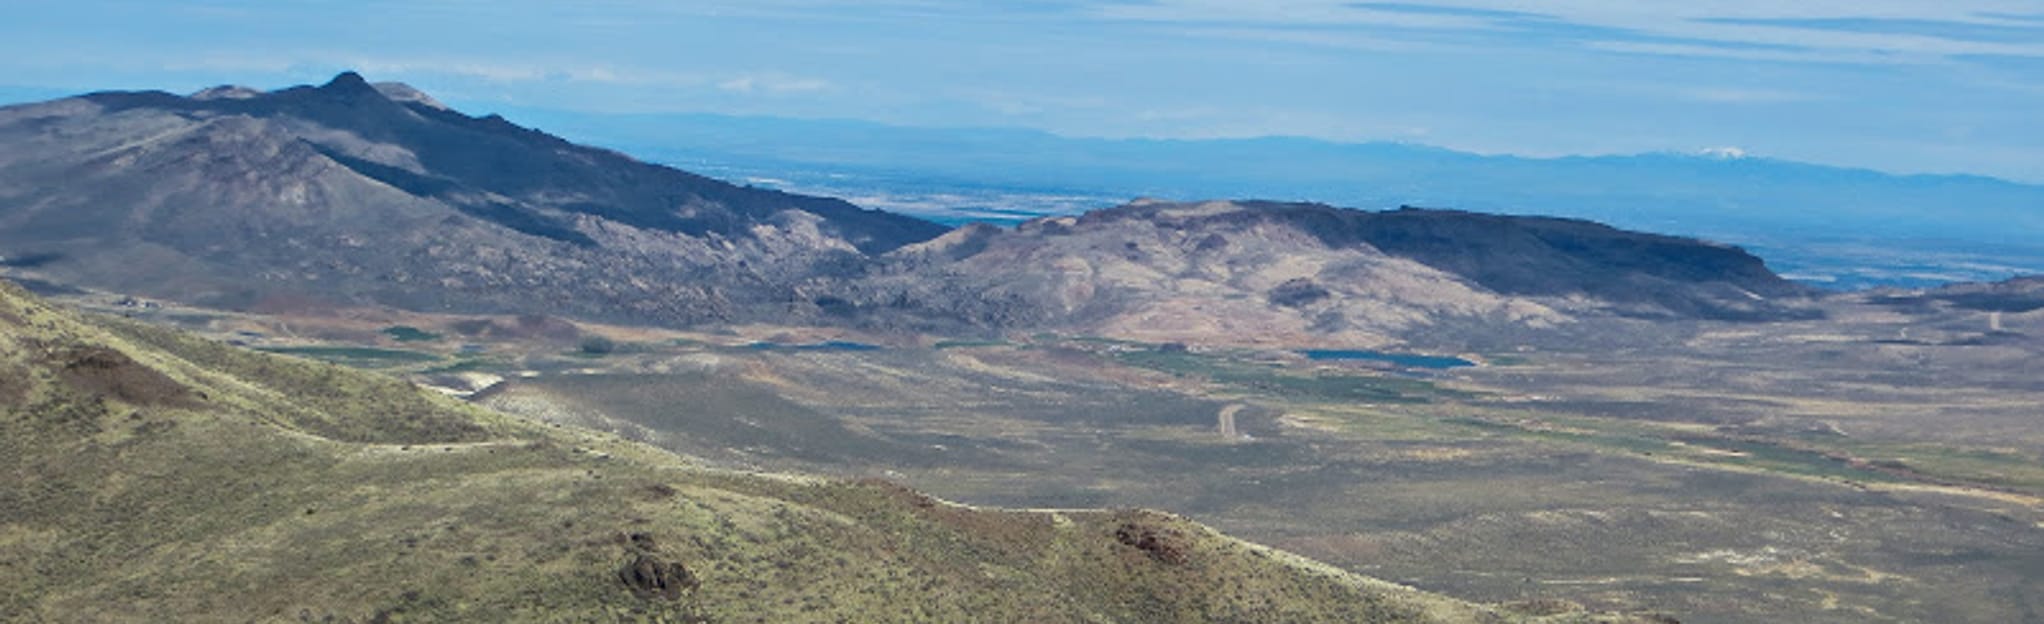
<box><xmin>0</xmin><ymin>73</ymin><xmax>1847</xmax><ymax>345</ymax></box>
<box><xmin>493</xmin><ymin>108</ymin><xmax>2044</xmax><ymax>289</ymax></box>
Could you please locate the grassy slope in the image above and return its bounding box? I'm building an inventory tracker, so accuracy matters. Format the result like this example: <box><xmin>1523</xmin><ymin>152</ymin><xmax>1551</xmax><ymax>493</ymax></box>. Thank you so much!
<box><xmin>0</xmin><ymin>281</ymin><xmax>1638</xmax><ymax>623</ymax></box>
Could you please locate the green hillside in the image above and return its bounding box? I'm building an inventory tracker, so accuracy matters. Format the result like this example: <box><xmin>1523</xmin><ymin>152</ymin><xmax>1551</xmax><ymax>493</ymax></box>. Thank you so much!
<box><xmin>0</xmin><ymin>280</ymin><xmax>1645</xmax><ymax>622</ymax></box>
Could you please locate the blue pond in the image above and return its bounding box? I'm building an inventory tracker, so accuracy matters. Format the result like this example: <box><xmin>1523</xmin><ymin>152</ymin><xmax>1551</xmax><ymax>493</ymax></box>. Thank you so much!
<box><xmin>1298</xmin><ymin>349</ymin><xmax>1475</xmax><ymax>369</ymax></box>
<box><xmin>745</xmin><ymin>341</ymin><xmax>884</xmax><ymax>352</ymax></box>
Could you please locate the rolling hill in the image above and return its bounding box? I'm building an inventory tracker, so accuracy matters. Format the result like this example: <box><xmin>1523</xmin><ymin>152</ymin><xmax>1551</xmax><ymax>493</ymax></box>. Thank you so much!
<box><xmin>0</xmin><ymin>279</ymin><xmax>1661</xmax><ymax>621</ymax></box>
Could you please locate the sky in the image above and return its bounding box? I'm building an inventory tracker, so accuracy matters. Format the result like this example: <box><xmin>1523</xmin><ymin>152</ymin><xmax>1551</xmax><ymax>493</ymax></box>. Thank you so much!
<box><xmin>3</xmin><ymin>1</ymin><xmax>2042</xmax><ymax>182</ymax></box>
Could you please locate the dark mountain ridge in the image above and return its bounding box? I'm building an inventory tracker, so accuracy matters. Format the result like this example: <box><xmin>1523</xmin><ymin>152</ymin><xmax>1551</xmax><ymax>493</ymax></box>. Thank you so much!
<box><xmin>1088</xmin><ymin>201</ymin><xmax>1808</xmax><ymax>319</ymax></box>
<box><xmin>73</xmin><ymin>72</ymin><xmax>946</xmax><ymax>252</ymax></box>
<box><xmin>1</xmin><ymin>73</ymin><xmax>1816</xmax><ymax>342</ymax></box>
<box><xmin>0</xmin><ymin>72</ymin><xmax>945</xmax><ymax>325</ymax></box>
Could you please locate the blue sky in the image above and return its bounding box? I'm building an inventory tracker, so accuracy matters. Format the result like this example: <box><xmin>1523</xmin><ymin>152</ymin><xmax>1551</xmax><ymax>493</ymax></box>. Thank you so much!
<box><xmin>3</xmin><ymin>1</ymin><xmax>2041</xmax><ymax>181</ymax></box>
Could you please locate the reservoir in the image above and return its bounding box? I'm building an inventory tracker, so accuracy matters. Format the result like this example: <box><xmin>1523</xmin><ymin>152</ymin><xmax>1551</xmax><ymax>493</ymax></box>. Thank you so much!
<box><xmin>745</xmin><ymin>341</ymin><xmax>884</xmax><ymax>352</ymax></box>
<box><xmin>1299</xmin><ymin>349</ymin><xmax>1475</xmax><ymax>369</ymax></box>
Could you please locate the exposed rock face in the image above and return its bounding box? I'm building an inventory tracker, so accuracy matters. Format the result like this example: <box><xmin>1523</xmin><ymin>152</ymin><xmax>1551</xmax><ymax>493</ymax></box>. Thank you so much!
<box><xmin>616</xmin><ymin>532</ymin><xmax>699</xmax><ymax>602</ymax></box>
<box><xmin>1269</xmin><ymin>278</ymin><xmax>1333</xmax><ymax>308</ymax></box>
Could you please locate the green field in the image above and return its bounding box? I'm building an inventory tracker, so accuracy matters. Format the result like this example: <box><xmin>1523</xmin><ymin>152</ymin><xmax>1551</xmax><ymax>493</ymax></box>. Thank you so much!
<box><xmin>1114</xmin><ymin>346</ymin><xmax>1469</xmax><ymax>404</ymax></box>
<box><xmin>258</xmin><ymin>345</ymin><xmax>444</xmax><ymax>368</ymax></box>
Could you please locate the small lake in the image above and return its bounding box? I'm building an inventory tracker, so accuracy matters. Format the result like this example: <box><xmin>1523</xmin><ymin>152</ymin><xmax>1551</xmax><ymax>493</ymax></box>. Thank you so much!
<box><xmin>744</xmin><ymin>341</ymin><xmax>884</xmax><ymax>352</ymax></box>
<box><xmin>1298</xmin><ymin>349</ymin><xmax>1475</xmax><ymax>369</ymax></box>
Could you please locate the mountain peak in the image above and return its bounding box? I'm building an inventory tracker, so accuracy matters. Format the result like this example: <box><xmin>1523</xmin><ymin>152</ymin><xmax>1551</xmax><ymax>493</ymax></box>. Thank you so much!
<box><xmin>318</xmin><ymin>71</ymin><xmax>380</xmax><ymax>96</ymax></box>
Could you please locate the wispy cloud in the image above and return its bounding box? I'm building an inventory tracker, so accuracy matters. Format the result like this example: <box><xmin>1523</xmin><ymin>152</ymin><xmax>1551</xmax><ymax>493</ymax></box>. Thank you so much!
<box><xmin>1087</xmin><ymin>1</ymin><xmax>2044</xmax><ymax>65</ymax></box>
<box><xmin>340</xmin><ymin>59</ymin><xmax>710</xmax><ymax>87</ymax></box>
<box><xmin>157</xmin><ymin>55</ymin><xmax>300</xmax><ymax>75</ymax></box>
<box><xmin>717</xmin><ymin>73</ymin><xmax>832</xmax><ymax>94</ymax></box>
<box><xmin>1978</xmin><ymin>12</ymin><xmax>2044</xmax><ymax>24</ymax></box>
<box><xmin>956</xmin><ymin>89</ymin><xmax>1109</xmax><ymax>116</ymax></box>
<box><xmin>143</xmin><ymin>54</ymin><xmax>723</xmax><ymax>91</ymax></box>
<box><xmin>1346</xmin><ymin>2</ymin><xmax>1552</xmax><ymax>21</ymax></box>
<box><xmin>1674</xmin><ymin>87</ymin><xmax>1823</xmax><ymax>104</ymax></box>
<box><xmin>1696</xmin><ymin>16</ymin><xmax>2044</xmax><ymax>44</ymax></box>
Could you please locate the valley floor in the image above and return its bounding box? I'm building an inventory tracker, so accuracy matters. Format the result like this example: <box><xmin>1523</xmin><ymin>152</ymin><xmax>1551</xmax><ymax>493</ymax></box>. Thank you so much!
<box><xmin>54</xmin><ymin>286</ymin><xmax>2044</xmax><ymax>624</ymax></box>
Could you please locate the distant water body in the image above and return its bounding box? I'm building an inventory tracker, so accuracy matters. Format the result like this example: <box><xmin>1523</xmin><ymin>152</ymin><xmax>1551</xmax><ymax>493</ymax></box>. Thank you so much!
<box><xmin>745</xmin><ymin>341</ymin><xmax>884</xmax><ymax>352</ymax></box>
<box><xmin>1299</xmin><ymin>349</ymin><xmax>1474</xmax><ymax>369</ymax></box>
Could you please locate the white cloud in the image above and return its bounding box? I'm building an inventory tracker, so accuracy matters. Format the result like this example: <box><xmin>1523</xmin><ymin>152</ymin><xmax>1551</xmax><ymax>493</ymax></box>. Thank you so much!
<box><xmin>717</xmin><ymin>73</ymin><xmax>832</xmax><ymax>94</ymax></box>
<box><xmin>1675</xmin><ymin>87</ymin><xmax>1822</xmax><ymax>104</ymax></box>
<box><xmin>156</xmin><ymin>55</ymin><xmax>300</xmax><ymax>75</ymax></box>
<box><xmin>345</xmin><ymin>58</ymin><xmax>550</xmax><ymax>83</ymax></box>
<box><xmin>955</xmin><ymin>89</ymin><xmax>1109</xmax><ymax>116</ymax></box>
<box><xmin>338</xmin><ymin>58</ymin><xmax>711</xmax><ymax>87</ymax></box>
